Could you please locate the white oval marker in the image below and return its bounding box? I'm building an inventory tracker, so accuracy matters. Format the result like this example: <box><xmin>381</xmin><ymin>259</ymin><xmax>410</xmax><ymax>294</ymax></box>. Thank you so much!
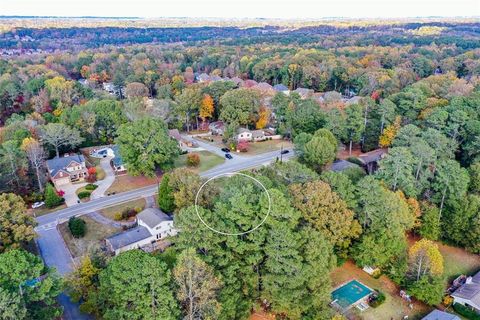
<box><xmin>194</xmin><ymin>172</ymin><xmax>271</xmax><ymax>236</ymax></box>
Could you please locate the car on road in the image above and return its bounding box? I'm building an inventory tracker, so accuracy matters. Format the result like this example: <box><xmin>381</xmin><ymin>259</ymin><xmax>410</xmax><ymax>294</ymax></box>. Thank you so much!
<box><xmin>280</xmin><ymin>149</ymin><xmax>290</xmax><ymax>154</ymax></box>
<box><xmin>32</xmin><ymin>201</ymin><xmax>45</xmax><ymax>209</ymax></box>
<box><xmin>221</xmin><ymin>147</ymin><xmax>231</xmax><ymax>153</ymax></box>
<box><xmin>225</xmin><ymin>153</ymin><xmax>233</xmax><ymax>159</ymax></box>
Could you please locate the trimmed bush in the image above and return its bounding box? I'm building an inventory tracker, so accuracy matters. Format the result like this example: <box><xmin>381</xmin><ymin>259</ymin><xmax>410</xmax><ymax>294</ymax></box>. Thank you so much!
<box><xmin>77</xmin><ymin>191</ymin><xmax>91</xmax><ymax>199</ymax></box>
<box><xmin>113</xmin><ymin>212</ymin><xmax>123</xmax><ymax>221</ymax></box>
<box><xmin>453</xmin><ymin>303</ymin><xmax>480</xmax><ymax>320</ymax></box>
<box><xmin>187</xmin><ymin>153</ymin><xmax>200</xmax><ymax>167</ymax></box>
<box><xmin>85</xmin><ymin>184</ymin><xmax>98</xmax><ymax>191</ymax></box>
<box><xmin>68</xmin><ymin>217</ymin><xmax>87</xmax><ymax>238</ymax></box>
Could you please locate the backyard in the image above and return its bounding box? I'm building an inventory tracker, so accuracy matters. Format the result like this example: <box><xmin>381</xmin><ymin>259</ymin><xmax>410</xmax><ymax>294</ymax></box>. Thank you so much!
<box><xmin>330</xmin><ymin>260</ymin><xmax>431</xmax><ymax>320</ymax></box>
<box><xmin>174</xmin><ymin>150</ymin><xmax>224</xmax><ymax>173</ymax></box>
<box><xmin>58</xmin><ymin>215</ymin><xmax>120</xmax><ymax>258</ymax></box>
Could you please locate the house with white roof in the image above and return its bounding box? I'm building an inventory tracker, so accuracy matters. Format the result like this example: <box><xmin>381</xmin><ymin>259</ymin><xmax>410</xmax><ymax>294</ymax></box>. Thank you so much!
<box><xmin>105</xmin><ymin>208</ymin><xmax>177</xmax><ymax>255</ymax></box>
<box><xmin>451</xmin><ymin>270</ymin><xmax>480</xmax><ymax>313</ymax></box>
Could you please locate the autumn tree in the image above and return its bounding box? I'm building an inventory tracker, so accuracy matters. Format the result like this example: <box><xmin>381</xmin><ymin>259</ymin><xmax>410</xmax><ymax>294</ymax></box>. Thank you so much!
<box><xmin>0</xmin><ymin>193</ymin><xmax>36</xmax><ymax>252</ymax></box>
<box><xmin>255</xmin><ymin>106</ymin><xmax>270</xmax><ymax>129</ymax></box>
<box><xmin>66</xmin><ymin>256</ymin><xmax>101</xmax><ymax>314</ymax></box>
<box><xmin>40</xmin><ymin>123</ymin><xmax>83</xmax><ymax>158</ymax></box>
<box><xmin>175</xmin><ymin>87</ymin><xmax>203</xmax><ymax>132</ymax></box>
<box><xmin>199</xmin><ymin>94</ymin><xmax>214</xmax><ymax>121</ymax></box>
<box><xmin>21</xmin><ymin>138</ymin><xmax>46</xmax><ymax>192</ymax></box>
<box><xmin>290</xmin><ymin>180</ymin><xmax>361</xmax><ymax>252</ymax></box>
<box><xmin>125</xmin><ymin>82</ymin><xmax>149</xmax><ymax>98</ymax></box>
<box><xmin>173</xmin><ymin>248</ymin><xmax>222</xmax><ymax>320</ymax></box>
<box><xmin>379</xmin><ymin>116</ymin><xmax>401</xmax><ymax>147</ymax></box>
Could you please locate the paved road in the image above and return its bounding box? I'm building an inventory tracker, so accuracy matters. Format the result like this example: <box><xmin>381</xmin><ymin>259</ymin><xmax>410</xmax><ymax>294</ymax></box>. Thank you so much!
<box><xmin>35</xmin><ymin>146</ymin><xmax>293</xmax><ymax>320</ymax></box>
<box><xmin>36</xmin><ymin>149</ymin><xmax>294</xmax><ymax>229</ymax></box>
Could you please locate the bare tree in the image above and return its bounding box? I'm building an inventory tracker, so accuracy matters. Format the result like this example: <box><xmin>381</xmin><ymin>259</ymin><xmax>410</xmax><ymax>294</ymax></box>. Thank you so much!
<box><xmin>21</xmin><ymin>138</ymin><xmax>47</xmax><ymax>192</ymax></box>
<box><xmin>40</xmin><ymin>123</ymin><xmax>84</xmax><ymax>158</ymax></box>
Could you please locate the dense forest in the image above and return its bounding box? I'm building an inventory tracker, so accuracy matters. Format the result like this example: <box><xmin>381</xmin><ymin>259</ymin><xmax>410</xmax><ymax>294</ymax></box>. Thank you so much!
<box><xmin>0</xmin><ymin>17</ymin><xmax>480</xmax><ymax>319</ymax></box>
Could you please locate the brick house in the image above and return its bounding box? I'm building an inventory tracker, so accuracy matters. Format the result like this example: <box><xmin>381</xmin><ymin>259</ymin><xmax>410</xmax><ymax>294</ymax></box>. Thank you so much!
<box><xmin>46</xmin><ymin>154</ymin><xmax>88</xmax><ymax>187</ymax></box>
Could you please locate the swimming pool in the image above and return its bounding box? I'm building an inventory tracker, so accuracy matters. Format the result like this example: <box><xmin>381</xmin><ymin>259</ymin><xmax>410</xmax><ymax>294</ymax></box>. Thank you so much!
<box><xmin>331</xmin><ymin>280</ymin><xmax>373</xmax><ymax>309</ymax></box>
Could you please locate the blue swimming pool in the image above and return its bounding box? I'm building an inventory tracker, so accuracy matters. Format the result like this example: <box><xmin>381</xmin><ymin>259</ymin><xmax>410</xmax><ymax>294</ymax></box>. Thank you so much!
<box><xmin>331</xmin><ymin>280</ymin><xmax>373</xmax><ymax>309</ymax></box>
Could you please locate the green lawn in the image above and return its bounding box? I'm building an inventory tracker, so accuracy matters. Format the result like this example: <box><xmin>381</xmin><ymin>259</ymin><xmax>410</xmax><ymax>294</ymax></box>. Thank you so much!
<box><xmin>58</xmin><ymin>216</ymin><xmax>120</xmax><ymax>257</ymax></box>
<box><xmin>99</xmin><ymin>198</ymin><xmax>146</xmax><ymax>221</ymax></box>
<box><xmin>246</xmin><ymin>140</ymin><xmax>293</xmax><ymax>156</ymax></box>
<box><xmin>437</xmin><ymin>241</ymin><xmax>480</xmax><ymax>282</ymax></box>
<box><xmin>174</xmin><ymin>151</ymin><xmax>224</xmax><ymax>172</ymax></box>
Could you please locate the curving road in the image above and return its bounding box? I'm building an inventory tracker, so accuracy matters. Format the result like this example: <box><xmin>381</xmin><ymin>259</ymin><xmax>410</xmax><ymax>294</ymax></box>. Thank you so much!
<box><xmin>36</xmin><ymin>148</ymin><xmax>294</xmax><ymax>229</ymax></box>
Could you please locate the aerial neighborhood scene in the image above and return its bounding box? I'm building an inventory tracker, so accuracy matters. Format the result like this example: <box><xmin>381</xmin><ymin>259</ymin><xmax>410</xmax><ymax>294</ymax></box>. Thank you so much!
<box><xmin>0</xmin><ymin>0</ymin><xmax>480</xmax><ymax>319</ymax></box>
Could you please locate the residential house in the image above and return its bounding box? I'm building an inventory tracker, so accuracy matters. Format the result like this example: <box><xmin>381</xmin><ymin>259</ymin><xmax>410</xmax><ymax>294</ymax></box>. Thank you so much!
<box><xmin>196</xmin><ymin>73</ymin><xmax>210</xmax><ymax>83</ymax></box>
<box><xmin>102</xmin><ymin>82</ymin><xmax>115</xmax><ymax>94</ymax></box>
<box><xmin>358</xmin><ymin>149</ymin><xmax>388</xmax><ymax>174</ymax></box>
<box><xmin>422</xmin><ymin>310</ymin><xmax>460</xmax><ymax>320</ymax></box>
<box><xmin>237</xmin><ymin>128</ymin><xmax>252</xmax><ymax>141</ymax></box>
<box><xmin>330</xmin><ymin>159</ymin><xmax>361</xmax><ymax>172</ymax></box>
<box><xmin>168</xmin><ymin>129</ymin><xmax>198</xmax><ymax>150</ymax></box>
<box><xmin>273</xmin><ymin>83</ymin><xmax>289</xmax><ymax>93</ymax></box>
<box><xmin>105</xmin><ymin>208</ymin><xmax>177</xmax><ymax>255</ymax></box>
<box><xmin>451</xmin><ymin>271</ymin><xmax>480</xmax><ymax>313</ymax></box>
<box><xmin>209</xmin><ymin>121</ymin><xmax>225</xmax><ymax>135</ymax></box>
<box><xmin>90</xmin><ymin>145</ymin><xmax>126</xmax><ymax>173</ymax></box>
<box><xmin>294</xmin><ymin>87</ymin><xmax>314</xmax><ymax>99</ymax></box>
<box><xmin>236</xmin><ymin>128</ymin><xmax>267</xmax><ymax>142</ymax></box>
<box><xmin>46</xmin><ymin>154</ymin><xmax>88</xmax><ymax>187</ymax></box>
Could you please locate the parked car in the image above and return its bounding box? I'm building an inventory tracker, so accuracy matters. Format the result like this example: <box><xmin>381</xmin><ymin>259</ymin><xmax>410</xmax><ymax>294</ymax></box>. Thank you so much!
<box><xmin>221</xmin><ymin>147</ymin><xmax>231</xmax><ymax>153</ymax></box>
<box><xmin>32</xmin><ymin>201</ymin><xmax>45</xmax><ymax>209</ymax></box>
<box><xmin>225</xmin><ymin>153</ymin><xmax>233</xmax><ymax>159</ymax></box>
<box><xmin>281</xmin><ymin>150</ymin><xmax>290</xmax><ymax>154</ymax></box>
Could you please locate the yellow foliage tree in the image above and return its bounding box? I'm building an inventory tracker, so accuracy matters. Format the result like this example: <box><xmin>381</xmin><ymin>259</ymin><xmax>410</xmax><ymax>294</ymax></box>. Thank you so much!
<box><xmin>379</xmin><ymin>116</ymin><xmax>401</xmax><ymax>147</ymax></box>
<box><xmin>408</xmin><ymin>239</ymin><xmax>444</xmax><ymax>281</ymax></box>
<box><xmin>199</xmin><ymin>94</ymin><xmax>214</xmax><ymax>120</ymax></box>
<box><xmin>256</xmin><ymin>106</ymin><xmax>270</xmax><ymax>129</ymax></box>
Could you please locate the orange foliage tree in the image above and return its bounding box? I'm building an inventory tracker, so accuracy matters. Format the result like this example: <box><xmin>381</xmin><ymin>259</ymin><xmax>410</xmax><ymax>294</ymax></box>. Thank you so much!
<box><xmin>379</xmin><ymin>116</ymin><xmax>401</xmax><ymax>147</ymax></box>
<box><xmin>256</xmin><ymin>106</ymin><xmax>270</xmax><ymax>129</ymax></box>
<box><xmin>199</xmin><ymin>94</ymin><xmax>214</xmax><ymax>120</ymax></box>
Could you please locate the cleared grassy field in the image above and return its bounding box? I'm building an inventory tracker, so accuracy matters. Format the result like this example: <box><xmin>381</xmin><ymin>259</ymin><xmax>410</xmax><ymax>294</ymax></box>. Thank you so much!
<box><xmin>174</xmin><ymin>150</ymin><xmax>225</xmax><ymax>172</ymax></box>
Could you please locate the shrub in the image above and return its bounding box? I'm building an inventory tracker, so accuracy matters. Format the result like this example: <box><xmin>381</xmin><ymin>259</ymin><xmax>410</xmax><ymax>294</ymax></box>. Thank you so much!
<box><xmin>237</xmin><ymin>139</ymin><xmax>249</xmax><ymax>152</ymax></box>
<box><xmin>372</xmin><ymin>269</ymin><xmax>382</xmax><ymax>279</ymax></box>
<box><xmin>44</xmin><ymin>184</ymin><xmax>64</xmax><ymax>208</ymax></box>
<box><xmin>68</xmin><ymin>217</ymin><xmax>87</xmax><ymax>238</ymax></box>
<box><xmin>187</xmin><ymin>153</ymin><xmax>200</xmax><ymax>167</ymax></box>
<box><xmin>113</xmin><ymin>212</ymin><xmax>123</xmax><ymax>221</ymax></box>
<box><xmin>121</xmin><ymin>207</ymin><xmax>138</xmax><ymax>220</ymax></box>
<box><xmin>453</xmin><ymin>303</ymin><xmax>480</xmax><ymax>320</ymax></box>
<box><xmin>369</xmin><ymin>291</ymin><xmax>386</xmax><ymax>308</ymax></box>
<box><xmin>77</xmin><ymin>191</ymin><xmax>91</xmax><ymax>199</ymax></box>
<box><xmin>85</xmin><ymin>184</ymin><xmax>98</xmax><ymax>191</ymax></box>
<box><xmin>346</xmin><ymin>157</ymin><xmax>364</xmax><ymax>166</ymax></box>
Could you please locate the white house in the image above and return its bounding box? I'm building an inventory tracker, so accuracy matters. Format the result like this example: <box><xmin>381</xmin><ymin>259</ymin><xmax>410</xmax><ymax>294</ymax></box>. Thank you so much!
<box><xmin>451</xmin><ymin>271</ymin><xmax>480</xmax><ymax>313</ymax></box>
<box><xmin>90</xmin><ymin>145</ymin><xmax>126</xmax><ymax>173</ymax></box>
<box><xmin>105</xmin><ymin>208</ymin><xmax>177</xmax><ymax>255</ymax></box>
<box><xmin>237</xmin><ymin>128</ymin><xmax>253</xmax><ymax>141</ymax></box>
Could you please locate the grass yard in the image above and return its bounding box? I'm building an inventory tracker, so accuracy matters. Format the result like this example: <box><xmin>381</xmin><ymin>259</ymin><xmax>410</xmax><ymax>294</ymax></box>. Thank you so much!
<box><xmin>174</xmin><ymin>151</ymin><xmax>225</xmax><ymax>173</ymax></box>
<box><xmin>30</xmin><ymin>203</ymin><xmax>68</xmax><ymax>217</ymax></box>
<box><xmin>331</xmin><ymin>260</ymin><xmax>431</xmax><ymax>320</ymax></box>
<box><xmin>58</xmin><ymin>215</ymin><xmax>120</xmax><ymax>258</ymax></box>
<box><xmin>408</xmin><ymin>235</ymin><xmax>480</xmax><ymax>283</ymax></box>
<box><xmin>95</xmin><ymin>165</ymin><xmax>106</xmax><ymax>180</ymax></box>
<box><xmin>106</xmin><ymin>174</ymin><xmax>159</xmax><ymax>194</ymax></box>
<box><xmin>246</xmin><ymin>139</ymin><xmax>293</xmax><ymax>156</ymax></box>
<box><xmin>99</xmin><ymin>198</ymin><xmax>146</xmax><ymax>221</ymax></box>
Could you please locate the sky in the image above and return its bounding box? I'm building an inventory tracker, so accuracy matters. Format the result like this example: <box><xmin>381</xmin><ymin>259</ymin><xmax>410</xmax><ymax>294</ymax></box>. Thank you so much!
<box><xmin>2</xmin><ymin>0</ymin><xmax>479</xmax><ymax>19</ymax></box>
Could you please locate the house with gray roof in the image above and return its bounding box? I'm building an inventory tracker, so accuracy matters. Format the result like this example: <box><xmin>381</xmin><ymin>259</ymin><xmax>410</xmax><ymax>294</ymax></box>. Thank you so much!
<box><xmin>105</xmin><ymin>208</ymin><xmax>177</xmax><ymax>255</ymax></box>
<box><xmin>46</xmin><ymin>154</ymin><xmax>87</xmax><ymax>187</ymax></box>
<box><xmin>451</xmin><ymin>271</ymin><xmax>480</xmax><ymax>313</ymax></box>
<box><xmin>422</xmin><ymin>310</ymin><xmax>460</xmax><ymax>320</ymax></box>
<box><xmin>273</xmin><ymin>84</ymin><xmax>289</xmax><ymax>92</ymax></box>
<box><xmin>330</xmin><ymin>160</ymin><xmax>361</xmax><ymax>172</ymax></box>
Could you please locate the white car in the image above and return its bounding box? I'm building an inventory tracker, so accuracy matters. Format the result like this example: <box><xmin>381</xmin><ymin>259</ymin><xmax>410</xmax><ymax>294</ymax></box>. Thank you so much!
<box><xmin>32</xmin><ymin>201</ymin><xmax>45</xmax><ymax>209</ymax></box>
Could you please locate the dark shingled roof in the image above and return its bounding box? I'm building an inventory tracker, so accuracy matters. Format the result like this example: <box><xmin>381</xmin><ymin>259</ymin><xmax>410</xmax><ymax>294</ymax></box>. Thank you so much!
<box><xmin>46</xmin><ymin>154</ymin><xmax>85</xmax><ymax>177</ymax></box>
<box><xmin>106</xmin><ymin>226</ymin><xmax>151</xmax><ymax>250</ymax></box>
<box><xmin>111</xmin><ymin>145</ymin><xmax>124</xmax><ymax>167</ymax></box>
<box><xmin>273</xmin><ymin>84</ymin><xmax>289</xmax><ymax>91</ymax></box>
<box><xmin>137</xmin><ymin>208</ymin><xmax>172</xmax><ymax>229</ymax></box>
<box><xmin>451</xmin><ymin>271</ymin><xmax>480</xmax><ymax>310</ymax></box>
<box><xmin>421</xmin><ymin>310</ymin><xmax>460</xmax><ymax>320</ymax></box>
<box><xmin>330</xmin><ymin>160</ymin><xmax>360</xmax><ymax>172</ymax></box>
